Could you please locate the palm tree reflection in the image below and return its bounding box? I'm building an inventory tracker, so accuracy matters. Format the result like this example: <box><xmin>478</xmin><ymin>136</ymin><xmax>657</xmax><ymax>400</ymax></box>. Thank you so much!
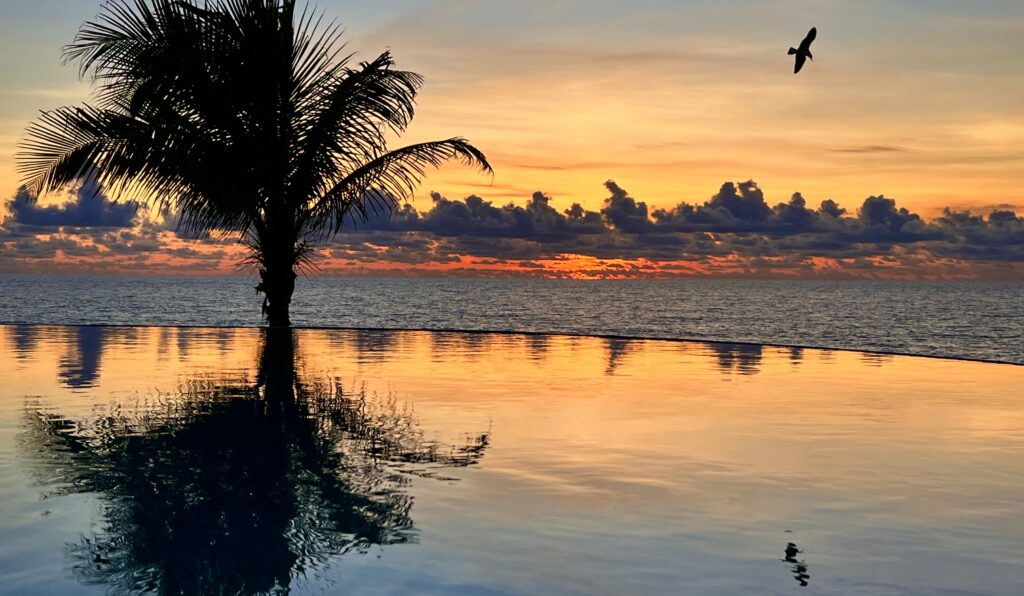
<box><xmin>25</xmin><ymin>329</ymin><xmax>489</xmax><ymax>595</ymax></box>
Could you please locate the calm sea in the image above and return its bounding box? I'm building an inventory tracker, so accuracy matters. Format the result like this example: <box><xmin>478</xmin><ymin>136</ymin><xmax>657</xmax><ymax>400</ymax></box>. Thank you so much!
<box><xmin>0</xmin><ymin>275</ymin><xmax>1021</xmax><ymax>363</ymax></box>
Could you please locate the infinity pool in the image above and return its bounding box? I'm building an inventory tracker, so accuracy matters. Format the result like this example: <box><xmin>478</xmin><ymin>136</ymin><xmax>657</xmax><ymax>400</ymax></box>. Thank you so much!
<box><xmin>1</xmin><ymin>325</ymin><xmax>1022</xmax><ymax>594</ymax></box>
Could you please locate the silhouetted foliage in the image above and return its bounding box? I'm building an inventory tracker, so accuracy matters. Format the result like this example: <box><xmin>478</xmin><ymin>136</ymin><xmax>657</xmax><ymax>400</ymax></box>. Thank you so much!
<box><xmin>17</xmin><ymin>0</ymin><xmax>491</xmax><ymax>326</ymax></box>
<box><xmin>23</xmin><ymin>330</ymin><xmax>490</xmax><ymax>595</ymax></box>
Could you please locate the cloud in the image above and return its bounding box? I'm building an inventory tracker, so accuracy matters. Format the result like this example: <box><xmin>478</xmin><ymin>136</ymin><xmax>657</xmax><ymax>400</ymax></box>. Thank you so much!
<box><xmin>600</xmin><ymin>181</ymin><xmax>655</xmax><ymax>233</ymax></box>
<box><xmin>0</xmin><ymin>182</ymin><xmax>243</xmax><ymax>271</ymax></box>
<box><xmin>2</xmin><ymin>178</ymin><xmax>1022</xmax><ymax>278</ymax></box>
<box><xmin>358</xmin><ymin>190</ymin><xmax>607</xmax><ymax>241</ymax></box>
<box><xmin>830</xmin><ymin>145</ymin><xmax>908</xmax><ymax>154</ymax></box>
<box><xmin>4</xmin><ymin>180</ymin><xmax>138</xmax><ymax>229</ymax></box>
<box><xmin>652</xmin><ymin>180</ymin><xmax>781</xmax><ymax>232</ymax></box>
<box><xmin>858</xmin><ymin>195</ymin><xmax>919</xmax><ymax>230</ymax></box>
<box><xmin>328</xmin><ymin>179</ymin><xmax>1024</xmax><ymax>269</ymax></box>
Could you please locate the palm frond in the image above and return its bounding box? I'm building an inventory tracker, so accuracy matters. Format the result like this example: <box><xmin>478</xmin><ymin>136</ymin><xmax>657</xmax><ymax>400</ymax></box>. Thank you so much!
<box><xmin>289</xmin><ymin>52</ymin><xmax>425</xmax><ymax>204</ymax></box>
<box><xmin>18</xmin><ymin>102</ymin><xmax>257</xmax><ymax>233</ymax></box>
<box><xmin>308</xmin><ymin>138</ymin><xmax>492</xmax><ymax>234</ymax></box>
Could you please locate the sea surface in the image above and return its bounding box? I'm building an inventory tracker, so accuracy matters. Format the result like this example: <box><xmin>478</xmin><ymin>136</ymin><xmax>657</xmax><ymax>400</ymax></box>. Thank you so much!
<box><xmin>0</xmin><ymin>275</ymin><xmax>1022</xmax><ymax>363</ymax></box>
<box><xmin>0</xmin><ymin>325</ymin><xmax>1022</xmax><ymax>595</ymax></box>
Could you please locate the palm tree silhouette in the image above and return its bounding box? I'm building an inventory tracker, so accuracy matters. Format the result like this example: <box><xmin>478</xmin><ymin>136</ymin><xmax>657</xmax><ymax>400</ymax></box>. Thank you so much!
<box><xmin>17</xmin><ymin>0</ymin><xmax>492</xmax><ymax>326</ymax></box>
<box><xmin>23</xmin><ymin>329</ymin><xmax>490</xmax><ymax>594</ymax></box>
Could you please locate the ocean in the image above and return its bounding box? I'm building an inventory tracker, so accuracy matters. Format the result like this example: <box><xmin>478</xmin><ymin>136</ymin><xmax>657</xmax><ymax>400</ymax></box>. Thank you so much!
<box><xmin>0</xmin><ymin>275</ymin><xmax>1021</xmax><ymax>364</ymax></box>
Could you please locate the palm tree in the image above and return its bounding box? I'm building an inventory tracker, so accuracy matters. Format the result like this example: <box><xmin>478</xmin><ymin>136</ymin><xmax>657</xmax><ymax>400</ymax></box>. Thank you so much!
<box><xmin>17</xmin><ymin>0</ymin><xmax>491</xmax><ymax>326</ymax></box>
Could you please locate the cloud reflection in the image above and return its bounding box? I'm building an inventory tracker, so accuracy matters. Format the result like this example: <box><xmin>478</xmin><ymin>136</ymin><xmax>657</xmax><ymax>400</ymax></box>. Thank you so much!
<box><xmin>604</xmin><ymin>338</ymin><xmax>638</xmax><ymax>375</ymax></box>
<box><xmin>9</xmin><ymin>324</ymin><xmax>40</xmax><ymax>361</ymax></box>
<box><xmin>710</xmin><ymin>343</ymin><xmax>764</xmax><ymax>376</ymax></box>
<box><xmin>57</xmin><ymin>326</ymin><xmax>108</xmax><ymax>389</ymax></box>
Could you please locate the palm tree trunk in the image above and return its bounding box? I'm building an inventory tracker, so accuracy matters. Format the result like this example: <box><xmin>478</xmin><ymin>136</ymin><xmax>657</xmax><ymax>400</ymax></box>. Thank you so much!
<box><xmin>256</xmin><ymin>209</ymin><xmax>298</xmax><ymax>327</ymax></box>
<box><xmin>260</xmin><ymin>265</ymin><xmax>296</xmax><ymax>327</ymax></box>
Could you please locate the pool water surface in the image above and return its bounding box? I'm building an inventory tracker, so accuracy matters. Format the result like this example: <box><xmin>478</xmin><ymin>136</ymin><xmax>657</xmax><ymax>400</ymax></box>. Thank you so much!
<box><xmin>0</xmin><ymin>325</ymin><xmax>1022</xmax><ymax>595</ymax></box>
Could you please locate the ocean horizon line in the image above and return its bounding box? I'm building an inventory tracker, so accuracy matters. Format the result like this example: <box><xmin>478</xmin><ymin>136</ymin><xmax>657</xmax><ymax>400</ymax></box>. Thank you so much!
<box><xmin>2</xmin><ymin>273</ymin><xmax>1023</xmax><ymax>283</ymax></box>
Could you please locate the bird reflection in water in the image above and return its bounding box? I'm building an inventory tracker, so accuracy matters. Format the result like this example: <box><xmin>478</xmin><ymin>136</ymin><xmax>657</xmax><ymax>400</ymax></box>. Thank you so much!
<box><xmin>783</xmin><ymin>541</ymin><xmax>810</xmax><ymax>588</ymax></box>
<box><xmin>23</xmin><ymin>329</ymin><xmax>490</xmax><ymax>595</ymax></box>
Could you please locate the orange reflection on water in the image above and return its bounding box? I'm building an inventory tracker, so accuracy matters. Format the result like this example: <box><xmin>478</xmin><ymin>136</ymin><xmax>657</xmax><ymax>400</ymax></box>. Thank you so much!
<box><xmin>2</xmin><ymin>324</ymin><xmax>1024</xmax><ymax>594</ymax></box>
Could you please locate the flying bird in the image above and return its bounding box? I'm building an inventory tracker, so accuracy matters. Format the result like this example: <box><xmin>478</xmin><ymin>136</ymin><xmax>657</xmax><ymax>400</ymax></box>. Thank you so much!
<box><xmin>788</xmin><ymin>27</ymin><xmax>817</xmax><ymax>74</ymax></box>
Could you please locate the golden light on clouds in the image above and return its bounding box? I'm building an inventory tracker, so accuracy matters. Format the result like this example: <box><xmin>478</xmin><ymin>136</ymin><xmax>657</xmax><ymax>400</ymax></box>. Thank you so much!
<box><xmin>1</xmin><ymin>1</ymin><xmax>1023</xmax><ymax>277</ymax></box>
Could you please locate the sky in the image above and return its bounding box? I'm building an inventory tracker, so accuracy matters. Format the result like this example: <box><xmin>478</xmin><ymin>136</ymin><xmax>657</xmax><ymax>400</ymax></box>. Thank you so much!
<box><xmin>1</xmin><ymin>0</ymin><xmax>1023</xmax><ymax>278</ymax></box>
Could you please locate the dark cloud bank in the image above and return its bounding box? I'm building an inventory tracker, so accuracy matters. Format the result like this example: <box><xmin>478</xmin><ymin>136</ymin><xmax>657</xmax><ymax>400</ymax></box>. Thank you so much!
<box><xmin>5</xmin><ymin>180</ymin><xmax>137</xmax><ymax>229</ymax></box>
<box><xmin>0</xmin><ymin>183</ymin><xmax>220</xmax><ymax>265</ymax></box>
<box><xmin>2</xmin><ymin>179</ymin><xmax>1023</xmax><ymax>276</ymax></box>
<box><xmin>338</xmin><ymin>179</ymin><xmax>1024</xmax><ymax>268</ymax></box>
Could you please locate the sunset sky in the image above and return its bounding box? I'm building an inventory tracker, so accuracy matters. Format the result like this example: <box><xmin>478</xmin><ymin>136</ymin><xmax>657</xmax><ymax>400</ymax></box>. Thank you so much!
<box><xmin>1</xmin><ymin>0</ymin><xmax>1023</xmax><ymax>278</ymax></box>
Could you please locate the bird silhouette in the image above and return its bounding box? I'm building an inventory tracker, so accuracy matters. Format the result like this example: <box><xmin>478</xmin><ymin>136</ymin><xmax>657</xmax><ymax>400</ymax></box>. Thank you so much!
<box><xmin>788</xmin><ymin>27</ymin><xmax>817</xmax><ymax>74</ymax></box>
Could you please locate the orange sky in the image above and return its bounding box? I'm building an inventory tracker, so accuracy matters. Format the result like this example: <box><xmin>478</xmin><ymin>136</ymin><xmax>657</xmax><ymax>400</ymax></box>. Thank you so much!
<box><xmin>1</xmin><ymin>1</ymin><xmax>1023</xmax><ymax>278</ymax></box>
